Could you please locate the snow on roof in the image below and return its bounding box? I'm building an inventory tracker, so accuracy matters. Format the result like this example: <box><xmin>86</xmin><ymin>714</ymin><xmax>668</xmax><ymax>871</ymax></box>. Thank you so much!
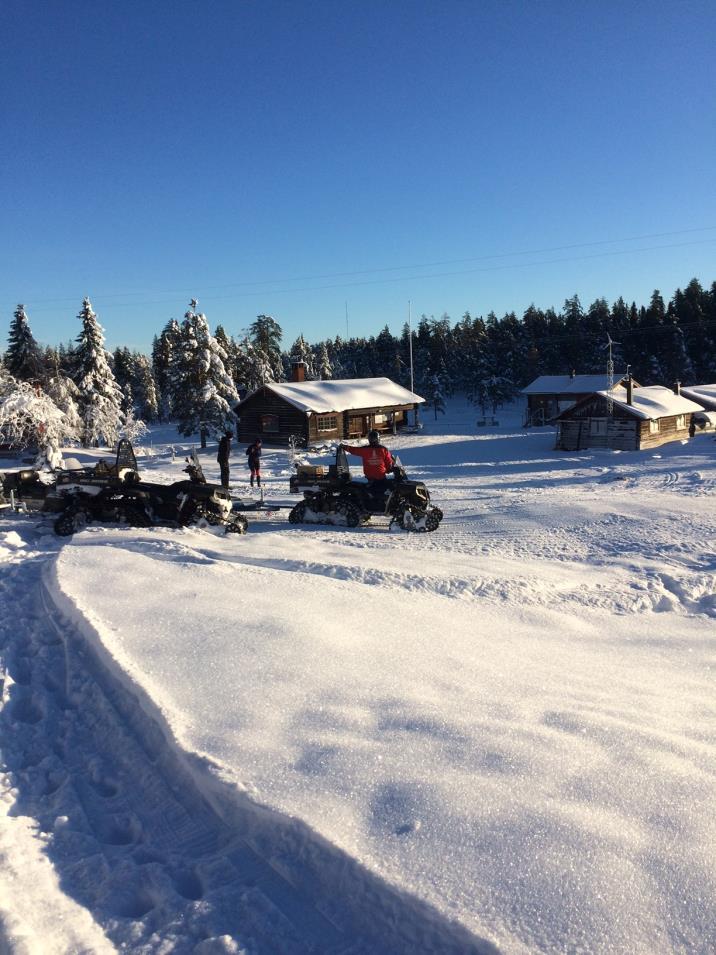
<box><xmin>237</xmin><ymin>377</ymin><xmax>424</xmax><ymax>414</ymax></box>
<box><xmin>595</xmin><ymin>385</ymin><xmax>704</xmax><ymax>420</ymax></box>
<box><xmin>680</xmin><ymin>384</ymin><xmax>716</xmax><ymax>408</ymax></box>
<box><xmin>521</xmin><ymin>373</ymin><xmax>630</xmax><ymax>396</ymax></box>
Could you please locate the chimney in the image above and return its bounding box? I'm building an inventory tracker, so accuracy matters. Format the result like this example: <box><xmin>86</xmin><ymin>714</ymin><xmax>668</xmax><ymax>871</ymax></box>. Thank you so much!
<box><xmin>673</xmin><ymin>380</ymin><xmax>681</xmax><ymax>396</ymax></box>
<box><xmin>291</xmin><ymin>360</ymin><xmax>307</xmax><ymax>383</ymax></box>
<box><xmin>625</xmin><ymin>376</ymin><xmax>633</xmax><ymax>405</ymax></box>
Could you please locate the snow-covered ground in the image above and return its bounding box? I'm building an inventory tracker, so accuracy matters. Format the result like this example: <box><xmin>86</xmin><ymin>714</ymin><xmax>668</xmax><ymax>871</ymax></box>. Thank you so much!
<box><xmin>1</xmin><ymin>402</ymin><xmax>715</xmax><ymax>954</ymax></box>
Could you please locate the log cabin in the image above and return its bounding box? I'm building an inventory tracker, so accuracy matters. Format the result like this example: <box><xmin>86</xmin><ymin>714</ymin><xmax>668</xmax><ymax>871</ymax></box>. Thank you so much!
<box><xmin>521</xmin><ymin>372</ymin><xmax>634</xmax><ymax>426</ymax></box>
<box><xmin>556</xmin><ymin>380</ymin><xmax>704</xmax><ymax>451</ymax></box>
<box><xmin>234</xmin><ymin>363</ymin><xmax>424</xmax><ymax>445</ymax></box>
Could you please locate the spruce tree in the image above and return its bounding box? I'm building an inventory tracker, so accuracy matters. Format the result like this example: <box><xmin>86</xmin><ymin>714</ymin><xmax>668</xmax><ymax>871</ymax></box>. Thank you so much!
<box><xmin>73</xmin><ymin>297</ymin><xmax>124</xmax><ymax>446</ymax></box>
<box><xmin>171</xmin><ymin>300</ymin><xmax>238</xmax><ymax>447</ymax></box>
<box><xmin>6</xmin><ymin>305</ymin><xmax>44</xmax><ymax>382</ymax></box>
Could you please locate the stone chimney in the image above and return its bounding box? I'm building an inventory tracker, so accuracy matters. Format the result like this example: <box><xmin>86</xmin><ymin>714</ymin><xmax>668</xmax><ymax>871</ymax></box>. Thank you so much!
<box><xmin>673</xmin><ymin>380</ymin><xmax>681</xmax><ymax>396</ymax></box>
<box><xmin>291</xmin><ymin>360</ymin><xmax>307</xmax><ymax>383</ymax></box>
<box><xmin>625</xmin><ymin>376</ymin><xmax>633</xmax><ymax>405</ymax></box>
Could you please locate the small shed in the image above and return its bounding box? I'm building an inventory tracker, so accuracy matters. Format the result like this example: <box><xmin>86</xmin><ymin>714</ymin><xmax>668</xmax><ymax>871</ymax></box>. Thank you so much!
<box><xmin>234</xmin><ymin>372</ymin><xmax>424</xmax><ymax>445</ymax></box>
<box><xmin>556</xmin><ymin>381</ymin><xmax>704</xmax><ymax>451</ymax></box>
<box><xmin>521</xmin><ymin>372</ymin><xmax>634</xmax><ymax>426</ymax></box>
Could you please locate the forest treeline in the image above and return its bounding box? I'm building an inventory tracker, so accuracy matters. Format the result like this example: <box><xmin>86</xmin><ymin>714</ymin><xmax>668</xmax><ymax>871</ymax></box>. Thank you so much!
<box><xmin>1</xmin><ymin>278</ymin><xmax>715</xmax><ymax>449</ymax></box>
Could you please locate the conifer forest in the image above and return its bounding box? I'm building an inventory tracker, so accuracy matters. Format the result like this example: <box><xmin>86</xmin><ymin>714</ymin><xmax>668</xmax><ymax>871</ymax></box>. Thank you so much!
<box><xmin>2</xmin><ymin>278</ymin><xmax>715</xmax><ymax>450</ymax></box>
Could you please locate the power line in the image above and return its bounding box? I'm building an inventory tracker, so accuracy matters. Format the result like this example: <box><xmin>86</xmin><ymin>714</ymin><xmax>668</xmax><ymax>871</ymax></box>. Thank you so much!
<box><xmin>12</xmin><ymin>226</ymin><xmax>716</xmax><ymax>309</ymax></box>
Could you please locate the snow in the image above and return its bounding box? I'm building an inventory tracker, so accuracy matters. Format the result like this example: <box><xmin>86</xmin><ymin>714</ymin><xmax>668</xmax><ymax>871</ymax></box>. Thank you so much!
<box><xmin>1</xmin><ymin>405</ymin><xmax>715</xmax><ymax>953</ymax></box>
<box><xmin>681</xmin><ymin>383</ymin><xmax>716</xmax><ymax>409</ymax></box>
<box><xmin>521</xmin><ymin>373</ymin><xmax>630</xmax><ymax>395</ymax></box>
<box><xmin>595</xmin><ymin>385</ymin><xmax>704</xmax><ymax>419</ymax></box>
<box><xmin>238</xmin><ymin>377</ymin><xmax>425</xmax><ymax>414</ymax></box>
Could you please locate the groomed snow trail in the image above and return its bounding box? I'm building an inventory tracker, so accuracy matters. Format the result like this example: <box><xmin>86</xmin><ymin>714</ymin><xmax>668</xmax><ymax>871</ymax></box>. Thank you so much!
<box><xmin>0</xmin><ymin>523</ymin><xmax>492</xmax><ymax>954</ymax></box>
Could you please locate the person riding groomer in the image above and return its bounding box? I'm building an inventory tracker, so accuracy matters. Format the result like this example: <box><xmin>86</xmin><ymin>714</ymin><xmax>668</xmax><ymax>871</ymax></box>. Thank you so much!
<box><xmin>341</xmin><ymin>430</ymin><xmax>393</xmax><ymax>498</ymax></box>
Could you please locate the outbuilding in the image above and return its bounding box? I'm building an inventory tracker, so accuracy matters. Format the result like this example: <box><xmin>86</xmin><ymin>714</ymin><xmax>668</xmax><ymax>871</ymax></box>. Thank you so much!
<box><xmin>234</xmin><ymin>365</ymin><xmax>424</xmax><ymax>445</ymax></box>
<box><xmin>521</xmin><ymin>372</ymin><xmax>634</xmax><ymax>426</ymax></box>
<box><xmin>556</xmin><ymin>380</ymin><xmax>704</xmax><ymax>451</ymax></box>
<box><xmin>681</xmin><ymin>384</ymin><xmax>716</xmax><ymax>433</ymax></box>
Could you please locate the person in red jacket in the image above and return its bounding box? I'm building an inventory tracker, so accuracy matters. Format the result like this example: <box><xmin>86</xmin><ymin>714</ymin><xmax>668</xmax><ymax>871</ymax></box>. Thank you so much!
<box><xmin>341</xmin><ymin>430</ymin><xmax>393</xmax><ymax>499</ymax></box>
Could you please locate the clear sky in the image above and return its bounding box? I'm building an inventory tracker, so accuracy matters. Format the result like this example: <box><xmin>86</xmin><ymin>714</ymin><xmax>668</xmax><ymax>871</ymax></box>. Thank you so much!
<box><xmin>2</xmin><ymin>0</ymin><xmax>715</xmax><ymax>353</ymax></box>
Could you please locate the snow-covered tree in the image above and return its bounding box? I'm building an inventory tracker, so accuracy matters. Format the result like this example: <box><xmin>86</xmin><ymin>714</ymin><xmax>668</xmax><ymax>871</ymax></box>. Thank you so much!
<box><xmin>427</xmin><ymin>374</ymin><xmax>446</xmax><ymax>419</ymax></box>
<box><xmin>171</xmin><ymin>300</ymin><xmax>239</xmax><ymax>447</ymax></box>
<box><xmin>249</xmin><ymin>314</ymin><xmax>284</xmax><ymax>381</ymax></box>
<box><xmin>316</xmin><ymin>342</ymin><xmax>333</xmax><ymax>380</ymax></box>
<box><xmin>132</xmin><ymin>353</ymin><xmax>159</xmax><ymax>422</ymax></box>
<box><xmin>289</xmin><ymin>334</ymin><xmax>315</xmax><ymax>378</ymax></box>
<box><xmin>153</xmin><ymin>319</ymin><xmax>181</xmax><ymax>420</ymax></box>
<box><xmin>6</xmin><ymin>305</ymin><xmax>44</xmax><ymax>382</ymax></box>
<box><xmin>0</xmin><ymin>368</ymin><xmax>76</xmax><ymax>457</ymax></box>
<box><xmin>73</xmin><ymin>297</ymin><xmax>125</xmax><ymax>446</ymax></box>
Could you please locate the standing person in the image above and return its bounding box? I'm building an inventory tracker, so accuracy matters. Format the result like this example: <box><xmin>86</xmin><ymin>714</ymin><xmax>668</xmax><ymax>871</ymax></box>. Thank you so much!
<box><xmin>246</xmin><ymin>437</ymin><xmax>262</xmax><ymax>488</ymax></box>
<box><xmin>217</xmin><ymin>430</ymin><xmax>232</xmax><ymax>488</ymax></box>
<box><xmin>340</xmin><ymin>429</ymin><xmax>393</xmax><ymax>498</ymax></box>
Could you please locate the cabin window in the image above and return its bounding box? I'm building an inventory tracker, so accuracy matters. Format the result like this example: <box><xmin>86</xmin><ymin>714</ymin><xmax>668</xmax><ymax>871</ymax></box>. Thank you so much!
<box><xmin>260</xmin><ymin>414</ymin><xmax>279</xmax><ymax>433</ymax></box>
<box><xmin>589</xmin><ymin>418</ymin><xmax>607</xmax><ymax>436</ymax></box>
<box><xmin>373</xmin><ymin>413</ymin><xmax>388</xmax><ymax>424</ymax></box>
<box><xmin>316</xmin><ymin>415</ymin><xmax>338</xmax><ymax>432</ymax></box>
<box><xmin>649</xmin><ymin>419</ymin><xmax>660</xmax><ymax>434</ymax></box>
<box><xmin>675</xmin><ymin>415</ymin><xmax>686</xmax><ymax>430</ymax></box>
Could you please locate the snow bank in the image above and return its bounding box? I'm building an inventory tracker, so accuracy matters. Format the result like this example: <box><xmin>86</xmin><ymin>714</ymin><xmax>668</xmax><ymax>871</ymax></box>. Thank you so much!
<box><xmin>53</xmin><ymin>528</ymin><xmax>716</xmax><ymax>954</ymax></box>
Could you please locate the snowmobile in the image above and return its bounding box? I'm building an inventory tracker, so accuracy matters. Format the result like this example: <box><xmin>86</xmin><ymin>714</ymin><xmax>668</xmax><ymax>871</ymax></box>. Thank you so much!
<box><xmin>2</xmin><ymin>441</ymin><xmax>248</xmax><ymax>536</ymax></box>
<box><xmin>288</xmin><ymin>446</ymin><xmax>443</xmax><ymax>531</ymax></box>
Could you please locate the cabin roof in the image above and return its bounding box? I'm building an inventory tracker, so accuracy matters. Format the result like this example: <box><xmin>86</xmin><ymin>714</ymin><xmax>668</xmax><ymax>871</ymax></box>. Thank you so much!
<box><xmin>236</xmin><ymin>377</ymin><xmax>425</xmax><ymax>414</ymax></box>
<box><xmin>521</xmin><ymin>373</ymin><xmax>630</xmax><ymax>396</ymax></box>
<box><xmin>680</xmin><ymin>384</ymin><xmax>716</xmax><ymax>407</ymax></box>
<box><xmin>593</xmin><ymin>385</ymin><xmax>704</xmax><ymax>420</ymax></box>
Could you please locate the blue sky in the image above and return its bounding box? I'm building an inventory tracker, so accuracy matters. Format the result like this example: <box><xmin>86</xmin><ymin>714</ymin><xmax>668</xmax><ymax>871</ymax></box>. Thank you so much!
<box><xmin>2</xmin><ymin>0</ymin><xmax>715</xmax><ymax>353</ymax></box>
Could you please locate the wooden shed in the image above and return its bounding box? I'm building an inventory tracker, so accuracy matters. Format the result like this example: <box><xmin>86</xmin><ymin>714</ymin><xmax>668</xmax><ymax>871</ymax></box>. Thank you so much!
<box><xmin>521</xmin><ymin>372</ymin><xmax>634</xmax><ymax>426</ymax></box>
<box><xmin>556</xmin><ymin>381</ymin><xmax>704</xmax><ymax>451</ymax></box>
<box><xmin>234</xmin><ymin>372</ymin><xmax>424</xmax><ymax>445</ymax></box>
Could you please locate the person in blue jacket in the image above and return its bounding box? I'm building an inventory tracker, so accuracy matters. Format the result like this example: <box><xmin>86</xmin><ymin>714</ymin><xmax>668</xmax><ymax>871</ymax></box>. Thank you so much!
<box><xmin>245</xmin><ymin>437</ymin><xmax>262</xmax><ymax>488</ymax></box>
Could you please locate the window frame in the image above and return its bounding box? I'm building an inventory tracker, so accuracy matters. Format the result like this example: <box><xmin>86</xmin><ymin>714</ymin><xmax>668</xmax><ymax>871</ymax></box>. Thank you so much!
<box><xmin>260</xmin><ymin>413</ymin><xmax>280</xmax><ymax>434</ymax></box>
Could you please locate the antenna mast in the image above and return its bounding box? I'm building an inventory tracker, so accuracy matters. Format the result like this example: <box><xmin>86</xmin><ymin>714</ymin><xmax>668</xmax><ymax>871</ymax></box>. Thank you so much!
<box><xmin>603</xmin><ymin>333</ymin><xmax>621</xmax><ymax>415</ymax></box>
<box><xmin>408</xmin><ymin>300</ymin><xmax>414</xmax><ymax>396</ymax></box>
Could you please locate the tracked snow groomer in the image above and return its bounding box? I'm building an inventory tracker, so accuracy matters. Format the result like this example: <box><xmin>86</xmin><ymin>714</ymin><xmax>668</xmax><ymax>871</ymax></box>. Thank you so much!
<box><xmin>1</xmin><ymin>441</ymin><xmax>248</xmax><ymax>536</ymax></box>
<box><xmin>288</xmin><ymin>446</ymin><xmax>443</xmax><ymax>531</ymax></box>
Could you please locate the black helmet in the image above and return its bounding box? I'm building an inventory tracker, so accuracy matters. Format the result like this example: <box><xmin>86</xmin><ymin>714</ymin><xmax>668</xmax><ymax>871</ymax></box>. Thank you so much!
<box><xmin>367</xmin><ymin>429</ymin><xmax>380</xmax><ymax>445</ymax></box>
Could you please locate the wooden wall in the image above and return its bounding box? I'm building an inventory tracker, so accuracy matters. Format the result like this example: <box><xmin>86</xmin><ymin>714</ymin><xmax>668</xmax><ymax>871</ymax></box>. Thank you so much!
<box><xmin>557</xmin><ymin>394</ymin><xmax>693</xmax><ymax>451</ymax></box>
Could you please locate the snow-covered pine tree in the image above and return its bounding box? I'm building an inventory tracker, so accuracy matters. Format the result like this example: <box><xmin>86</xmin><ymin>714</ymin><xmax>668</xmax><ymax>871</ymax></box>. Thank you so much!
<box><xmin>132</xmin><ymin>353</ymin><xmax>159</xmax><ymax>422</ymax></box>
<box><xmin>249</xmin><ymin>314</ymin><xmax>284</xmax><ymax>381</ymax></box>
<box><xmin>289</xmin><ymin>334</ymin><xmax>315</xmax><ymax>378</ymax></box>
<box><xmin>153</xmin><ymin>319</ymin><xmax>181</xmax><ymax>420</ymax></box>
<box><xmin>172</xmin><ymin>300</ymin><xmax>239</xmax><ymax>447</ymax></box>
<box><xmin>427</xmin><ymin>374</ymin><xmax>446</xmax><ymax>419</ymax></box>
<box><xmin>73</xmin><ymin>297</ymin><xmax>125</xmax><ymax>446</ymax></box>
<box><xmin>316</xmin><ymin>342</ymin><xmax>333</xmax><ymax>380</ymax></box>
<box><xmin>6</xmin><ymin>305</ymin><xmax>44</xmax><ymax>382</ymax></box>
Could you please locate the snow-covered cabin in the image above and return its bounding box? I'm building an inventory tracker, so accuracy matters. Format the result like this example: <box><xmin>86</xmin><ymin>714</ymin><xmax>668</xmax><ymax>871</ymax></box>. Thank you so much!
<box><xmin>521</xmin><ymin>372</ymin><xmax>634</xmax><ymax>426</ymax></box>
<box><xmin>680</xmin><ymin>383</ymin><xmax>716</xmax><ymax>410</ymax></box>
<box><xmin>556</xmin><ymin>380</ymin><xmax>704</xmax><ymax>451</ymax></box>
<box><xmin>234</xmin><ymin>365</ymin><xmax>424</xmax><ymax>445</ymax></box>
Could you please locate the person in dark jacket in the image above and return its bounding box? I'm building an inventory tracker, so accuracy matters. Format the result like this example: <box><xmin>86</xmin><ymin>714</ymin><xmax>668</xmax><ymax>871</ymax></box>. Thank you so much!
<box><xmin>246</xmin><ymin>437</ymin><xmax>262</xmax><ymax>488</ymax></box>
<box><xmin>217</xmin><ymin>430</ymin><xmax>232</xmax><ymax>488</ymax></box>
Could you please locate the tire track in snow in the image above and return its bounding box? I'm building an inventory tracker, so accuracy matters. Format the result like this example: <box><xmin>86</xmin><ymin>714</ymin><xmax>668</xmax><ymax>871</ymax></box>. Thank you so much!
<box><xmin>0</xmin><ymin>528</ymin><xmax>495</xmax><ymax>955</ymax></box>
